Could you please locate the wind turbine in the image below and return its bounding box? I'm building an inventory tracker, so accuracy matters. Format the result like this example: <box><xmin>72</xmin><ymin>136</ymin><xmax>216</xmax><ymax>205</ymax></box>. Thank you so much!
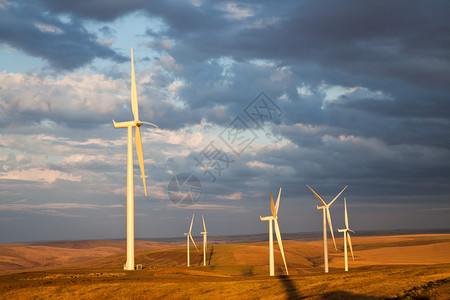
<box><xmin>113</xmin><ymin>48</ymin><xmax>158</xmax><ymax>271</ymax></box>
<box><xmin>338</xmin><ymin>197</ymin><xmax>354</xmax><ymax>272</ymax></box>
<box><xmin>260</xmin><ymin>188</ymin><xmax>289</xmax><ymax>276</ymax></box>
<box><xmin>185</xmin><ymin>213</ymin><xmax>199</xmax><ymax>267</ymax></box>
<box><xmin>306</xmin><ymin>184</ymin><xmax>347</xmax><ymax>273</ymax></box>
<box><xmin>201</xmin><ymin>215</ymin><xmax>208</xmax><ymax>266</ymax></box>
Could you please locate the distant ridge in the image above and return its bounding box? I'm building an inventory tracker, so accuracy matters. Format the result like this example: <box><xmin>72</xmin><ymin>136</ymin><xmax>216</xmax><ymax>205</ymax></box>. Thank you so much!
<box><xmin>10</xmin><ymin>228</ymin><xmax>450</xmax><ymax>245</ymax></box>
<box><xmin>138</xmin><ymin>228</ymin><xmax>450</xmax><ymax>244</ymax></box>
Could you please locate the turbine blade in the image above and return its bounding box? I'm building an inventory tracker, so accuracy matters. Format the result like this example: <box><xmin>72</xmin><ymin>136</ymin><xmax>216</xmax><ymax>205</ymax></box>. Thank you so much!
<box><xmin>274</xmin><ymin>219</ymin><xmax>289</xmax><ymax>275</ymax></box>
<box><xmin>202</xmin><ymin>214</ymin><xmax>206</xmax><ymax>231</ymax></box>
<box><xmin>326</xmin><ymin>207</ymin><xmax>337</xmax><ymax>250</ymax></box>
<box><xmin>275</xmin><ymin>187</ymin><xmax>282</xmax><ymax>215</ymax></box>
<box><xmin>347</xmin><ymin>232</ymin><xmax>354</xmax><ymax>260</ymax></box>
<box><xmin>189</xmin><ymin>213</ymin><xmax>194</xmax><ymax>234</ymax></box>
<box><xmin>328</xmin><ymin>185</ymin><xmax>348</xmax><ymax>206</ymax></box>
<box><xmin>135</xmin><ymin>126</ymin><xmax>147</xmax><ymax>196</ymax></box>
<box><xmin>306</xmin><ymin>185</ymin><xmax>327</xmax><ymax>206</ymax></box>
<box><xmin>190</xmin><ymin>234</ymin><xmax>199</xmax><ymax>252</ymax></box>
<box><xmin>270</xmin><ymin>191</ymin><xmax>276</xmax><ymax>217</ymax></box>
<box><xmin>130</xmin><ymin>48</ymin><xmax>139</xmax><ymax>121</ymax></box>
<box><xmin>140</xmin><ymin>121</ymin><xmax>158</xmax><ymax>128</ymax></box>
<box><xmin>344</xmin><ymin>197</ymin><xmax>349</xmax><ymax>229</ymax></box>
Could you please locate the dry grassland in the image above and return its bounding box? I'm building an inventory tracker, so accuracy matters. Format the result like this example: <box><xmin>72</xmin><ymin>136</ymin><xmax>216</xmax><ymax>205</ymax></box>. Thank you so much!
<box><xmin>0</xmin><ymin>234</ymin><xmax>449</xmax><ymax>299</ymax></box>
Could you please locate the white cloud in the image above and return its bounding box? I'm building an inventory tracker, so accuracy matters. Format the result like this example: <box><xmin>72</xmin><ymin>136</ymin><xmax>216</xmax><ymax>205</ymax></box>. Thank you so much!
<box><xmin>167</xmin><ymin>203</ymin><xmax>246</xmax><ymax>212</ymax></box>
<box><xmin>322</xmin><ymin>134</ymin><xmax>401</xmax><ymax>162</ymax></box>
<box><xmin>144</xmin><ymin>127</ymin><xmax>204</xmax><ymax>150</ymax></box>
<box><xmin>0</xmin><ymin>0</ymin><xmax>12</xmax><ymax>9</ymax></box>
<box><xmin>0</xmin><ymin>202</ymin><xmax>94</xmax><ymax>212</ymax></box>
<box><xmin>167</xmin><ymin>80</ymin><xmax>183</xmax><ymax>93</ymax></box>
<box><xmin>318</xmin><ymin>83</ymin><xmax>392</xmax><ymax>108</ymax></box>
<box><xmin>0</xmin><ymin>71</ymin><xmax>128</xmax><ymax>122</ymax></box>
<box><xmin>156</xmin><ymin>55</ymin><xmax>183</xmax><ymax>72</ymax></box>
<box><xmin>220</xmin><ymin>2</ymin><xmax>254</xmax><ymax>19</ymax></box>
<box><xmin>217</xmin><ymin>192</ymin><xmax>242</xmax><ymax>201</ymax></box>
<box><xmin>0</xmin><ymin>201</ymin><xmax>123</xmax><ymax>218</ymax></box>
<box><xmin>61</xmin><ymin>153</ymin><xmax>125</xmax><ymax>168</ymax></box>
<box><xmin>247</xmin><ymin>161</ymin><xmax>273</xmax><ymax>169</ymax></box>
<box><xmin>297</xmin><ymin>84</ymin><xmax>313</xmax><ymax>96</ymax></box>
<box><xmin>34</xmin><ymin>23</ymin><xmax>63</xmax><ymax>34</ymax></box>
<box><xmin>0</xmin><ymin>168</ymin><xmax>81</xmax><ymax>183</ymax></box>
<box><xmin>189</xmin><ymin>0</ymin><xmax>203</xmax><ymax>7</ymax></box>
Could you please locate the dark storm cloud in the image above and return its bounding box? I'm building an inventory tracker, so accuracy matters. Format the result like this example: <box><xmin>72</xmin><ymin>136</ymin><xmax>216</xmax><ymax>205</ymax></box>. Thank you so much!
<box><xmin>1</xmin><ymin>0</ymin><xmax>449</xmax><ymax>242</ymax></box>
<box><xmin>23</xmin><ymin>0</ymin><xmax>450</xmax><ymax>118</ymax></box>
<box><xmin>26</xmin><ymin>0</ymin><xmax>450</xmax><ymax>88</ymax></box>
<box><xmin>135</xmin><ymin>0</ymin><xmax>450</xmax><ymax>144</ymax></box>
<box><xmin>0</xmin><ymin>1</ymin><xmax>126</xmax><ymax>70</ymax></box>
<box><xmin>40</xmin><ymin>0</ymin><xmax>145</xmax><ymax>22</ymax></box>
<box><xmin>98</xmin><ymin>26</ymin><xmax>116</xmax><ymax>38</ymax></box>
<box><xmin>3</xmin><ymin>0</ymin><xmax>448</xmax><ymax>151</ymax></box>
<box><xmin>277</xmin><ymin>83</ymin><xmax>450</xmax><ymax>149</ymax></box>
<box><xmin>133</xmin><ymin>1</ymin><xmax>450</xmax><ymax>88</ymax></box>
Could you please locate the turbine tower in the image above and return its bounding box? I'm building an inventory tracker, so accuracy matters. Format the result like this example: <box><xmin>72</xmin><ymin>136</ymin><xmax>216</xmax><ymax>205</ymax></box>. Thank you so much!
<box><xmin>260</xmin><ymin>188</ymin><xmax>289</xmax><ymax>276</ymax></box>
<box><xmin>185</xmin><ymin>213</ymin><xmax>199</xmax><ymax>267</ymax></box>
<box><xmin>338</xmin><ymin>197</ymin><xmax>354</xmax><ymax>272</ymax></box>
<box><xmin>307</xmin><ymin>185</ymin><xmax>347</xmax><ymax>273</ymax></box>
<box><xmin>113</xmin><ymin>48</ymin><xmax>157</xmax><ymax>271</ymax></box>
<box><xmin>201</xmin><ymin>214</ymin><xmax>208</xmax><ymax>266</ymax></box>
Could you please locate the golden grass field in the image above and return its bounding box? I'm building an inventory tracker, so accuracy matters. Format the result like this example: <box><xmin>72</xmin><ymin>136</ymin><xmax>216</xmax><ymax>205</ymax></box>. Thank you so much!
<box><xmin>0</xmin><ymin>234</ymin><xmax>449</xmax><ymax>299</ymax></box>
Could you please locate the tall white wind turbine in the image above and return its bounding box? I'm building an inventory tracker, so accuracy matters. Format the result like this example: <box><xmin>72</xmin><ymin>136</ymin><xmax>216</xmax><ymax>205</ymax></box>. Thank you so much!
<box><xmin>338</xmin><ymin>197</ymin><xmax>354</xmax><ymax>272</ymax></box>
<box><xmin>260</xmin><ymin>188</ymin><xmax>289</xmax><ymax>276</ymax></box>
<box><xmin>306</xmin><ymin>184</ymin><xmax>347</xmax><ymax>273</ymax></box>
<box><xmin>113</xmin><ymin>48</ymin><xmax>158</xmax><ymax>271</ymax></box>
<box><xmin>185</xmin><ymin>213</ymin><xmax>199</xmax><ymax>267</ymax></box>
<box><xmin>201</xmin><ymin>215</ymin><xmax>208</xmax><ymax>266</ymax></box>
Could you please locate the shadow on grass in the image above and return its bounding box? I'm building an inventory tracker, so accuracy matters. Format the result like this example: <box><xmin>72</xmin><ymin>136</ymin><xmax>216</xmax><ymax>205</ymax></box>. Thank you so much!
<box><xmin>242</xmin><ymin>267</ymin><xmax>254</xmax><ymax>277</ymax></box>
<box><xmin>276</xmin><ymin>277</ymin><xmax>393</xmax><ymax>300</ymax></box>
<box><xmin>198</xmin><ymin>245</ymin><xmax>214</xmax><ymax>267</ymax></box>
<box><xmin>277</xmin><ymin>275</ymin><xmax>303</xmax><ymax>299</ymax></box>
<box><xmin>321</xmin><ymin>291</ymin><xmax>388</xmax><ymax>299</ymax></box>
<box><xmin>208</xmin><ymin>246</ymin><xmax>214</xmax><ymax>266</ymax></box>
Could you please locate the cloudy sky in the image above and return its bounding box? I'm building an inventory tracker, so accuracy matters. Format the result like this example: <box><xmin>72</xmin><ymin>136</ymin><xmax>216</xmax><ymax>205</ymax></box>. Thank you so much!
<box><xmin>1</xmin><ymin>0</ymin><xmax>449</xmax><ymax>243</ymax></box>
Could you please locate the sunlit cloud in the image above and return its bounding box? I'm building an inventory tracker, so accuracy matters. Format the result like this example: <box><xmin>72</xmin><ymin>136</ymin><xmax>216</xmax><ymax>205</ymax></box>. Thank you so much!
<box><xmin>219</xmin><ymin>2</ymin><xmax>254</xmax><ymax>20</ymax></box>
<box><xmin>217</xmin><ymin>192</ymin><xmax>242</xmax><ymax>201</ymax></box>
<box><xmin>167</xmin><ymin>203</ymin><xmax>247</xmax><ymax>212</ymax></box>
<box><xmin>0</xmin><ymin>168</ymin><xmax>81</xmax><ymax>183</ymax></box>
<box><xmin>0</xmin><ymin>201</ymin><xmax>117</xmax><ymax>218</ymax></box>
<box><xmin>34</xmin><ymin>23</ymin><xmax>63</xmax><ymax>34</ymax></box>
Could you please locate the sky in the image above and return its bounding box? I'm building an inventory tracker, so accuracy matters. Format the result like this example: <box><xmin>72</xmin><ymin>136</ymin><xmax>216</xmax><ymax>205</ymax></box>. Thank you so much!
<box><xmin>0</xmin><ymin>0</ymin><xmax>449</xmax><ymax>243</ymax></box>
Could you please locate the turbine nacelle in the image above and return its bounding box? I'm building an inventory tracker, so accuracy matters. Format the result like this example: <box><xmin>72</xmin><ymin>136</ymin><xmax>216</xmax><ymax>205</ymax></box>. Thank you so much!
<box><xmin>338</xmin><ymin>228</ymin><xmax>354</xmax><ymax>233</ymax></box>
<box><xmin>113</xmin><ymin>120</ymin><xmax>158</xmax><ymax>129</ymax></box>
